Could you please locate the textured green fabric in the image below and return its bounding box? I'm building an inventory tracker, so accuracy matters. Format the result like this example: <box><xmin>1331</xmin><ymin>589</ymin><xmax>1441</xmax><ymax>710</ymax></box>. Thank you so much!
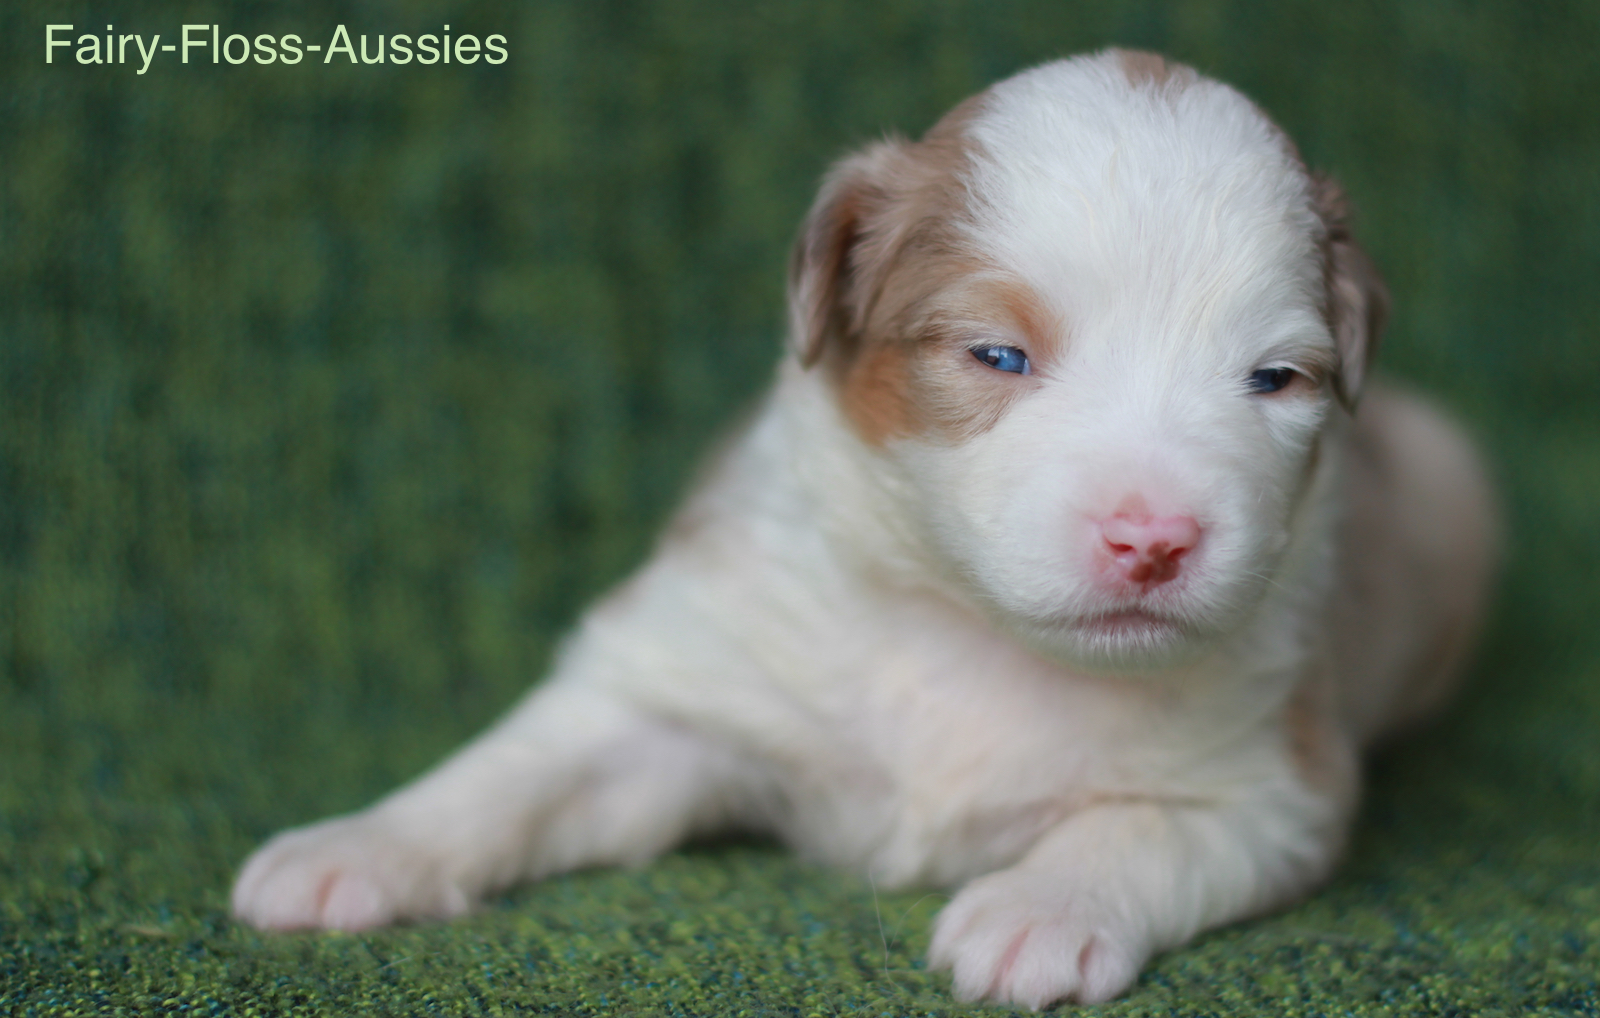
<box><xmin>4</xmin><ymin>0</ymin><xmax>1598</xmax><ymax>1014</ymax></box>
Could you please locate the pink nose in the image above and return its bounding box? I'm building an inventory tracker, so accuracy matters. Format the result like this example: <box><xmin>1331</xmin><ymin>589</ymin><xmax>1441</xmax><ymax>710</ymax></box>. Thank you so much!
<box><xmin>1099</xmin><ymin>513</ymin><xmax>1202</xmax><ymax>586</ymax></box>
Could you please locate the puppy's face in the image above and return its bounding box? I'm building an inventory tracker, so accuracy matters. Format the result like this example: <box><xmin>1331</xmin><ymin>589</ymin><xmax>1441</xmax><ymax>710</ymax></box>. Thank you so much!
<box><xmin>791</xmin><ymin>52</ymin><xmax>1387</xmax><ymax>670</ymax></box>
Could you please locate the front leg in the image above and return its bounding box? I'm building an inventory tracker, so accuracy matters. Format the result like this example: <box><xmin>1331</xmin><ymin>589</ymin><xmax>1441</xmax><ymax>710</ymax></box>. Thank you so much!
<box><xmin>232</xmin><ymin>679</ymin><xmax>747</xmax><ymax>931</ymax></box>
<box><xmin>928</xmin><ymin>773</ymin><xmax>1352</xmax><ymax>1008</ymax></box>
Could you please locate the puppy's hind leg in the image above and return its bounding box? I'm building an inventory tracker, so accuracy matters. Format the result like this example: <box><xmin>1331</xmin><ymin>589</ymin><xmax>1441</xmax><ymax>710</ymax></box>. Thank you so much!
<box><xmin>232</xmin><ymin>678</ymin><xmax>746</xmax><ymax>931</ymax></box>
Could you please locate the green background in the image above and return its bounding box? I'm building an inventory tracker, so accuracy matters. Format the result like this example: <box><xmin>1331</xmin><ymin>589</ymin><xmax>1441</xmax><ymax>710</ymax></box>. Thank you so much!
<box><xmin>3</xmin><ymin>0</ymin><xmax>1598</xmax><ymax>1014</ymax></box>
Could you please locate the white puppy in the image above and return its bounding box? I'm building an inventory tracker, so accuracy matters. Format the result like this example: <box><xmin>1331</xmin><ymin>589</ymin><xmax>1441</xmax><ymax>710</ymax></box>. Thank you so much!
<box><xmin>233</xmin><ymin>50</ymin><xmax>1497</xmax><ymax>1008</ymax></box>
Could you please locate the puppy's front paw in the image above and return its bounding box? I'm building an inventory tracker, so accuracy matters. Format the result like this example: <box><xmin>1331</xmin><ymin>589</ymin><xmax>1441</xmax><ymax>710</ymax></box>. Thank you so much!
<box><xmin>928</xmin><ymin>869</ymin><xmax>1149</xmax><ymax>1009</ymax></box>
<box><xmin>232</xmin><ymin>812</ymin><xmax>471</xmax><ymax>931</ymax></box>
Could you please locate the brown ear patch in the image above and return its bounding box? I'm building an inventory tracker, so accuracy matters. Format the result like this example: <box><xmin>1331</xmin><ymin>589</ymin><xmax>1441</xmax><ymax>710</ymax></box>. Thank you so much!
<box><xmin>790</xmin><ymin>88</ymin><xmax>1079</xmax><ymax>448</ymax></box>
<box><xmin>791</xmin><ymin>90</ymin><xmax>1063</xmax><ymax>448</ymax></box>
<box><xmin>787</xmin><ymin>141</ymin><xmax>910</xmax><ymax>369</ymax></box>
<box><xmin>1312</xmin><ymin>176</ymin><xmax>1389</xmax><ymax>411</ymax></box>
<box><xmin>787</xmin><ymin>94</ymin><xmax>992</xmax><ymax>373</ymax></box>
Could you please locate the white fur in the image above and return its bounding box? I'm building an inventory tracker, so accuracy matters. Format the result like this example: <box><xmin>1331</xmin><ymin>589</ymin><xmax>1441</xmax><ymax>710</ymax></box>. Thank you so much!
<box><xmin>233</xmin><ymin>51</ymin><xmax>1495</xmax><ymax>1008</ymax></box>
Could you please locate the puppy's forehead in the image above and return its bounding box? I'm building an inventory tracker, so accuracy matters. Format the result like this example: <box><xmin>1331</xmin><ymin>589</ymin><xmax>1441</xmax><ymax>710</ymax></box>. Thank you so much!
<box><xmin>949</xmin><ymin>52</ymin><xmax>1325</xmax><ymax>341</ymax></box>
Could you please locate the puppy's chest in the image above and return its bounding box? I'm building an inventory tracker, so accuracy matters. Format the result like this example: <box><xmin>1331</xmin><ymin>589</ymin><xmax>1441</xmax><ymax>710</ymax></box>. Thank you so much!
<box><xmin>751</xmin><ymin>617</ymin><xmax>1228</xmax><ymax>884</ymax></box>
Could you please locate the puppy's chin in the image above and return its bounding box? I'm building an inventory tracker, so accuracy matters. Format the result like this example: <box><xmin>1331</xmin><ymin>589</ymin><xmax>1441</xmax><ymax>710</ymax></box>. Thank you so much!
<box><xmin>1012</xmin><ymin>608</ymin><xmax>1218</xmax><ymax>673</ymax></box>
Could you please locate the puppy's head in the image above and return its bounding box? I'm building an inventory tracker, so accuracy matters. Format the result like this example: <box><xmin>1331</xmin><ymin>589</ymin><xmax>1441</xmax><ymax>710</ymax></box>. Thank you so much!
<box><xmin>789</xmin><ymin>50</ymin><xmax>1388</xmax><ymax>669</ymax></box>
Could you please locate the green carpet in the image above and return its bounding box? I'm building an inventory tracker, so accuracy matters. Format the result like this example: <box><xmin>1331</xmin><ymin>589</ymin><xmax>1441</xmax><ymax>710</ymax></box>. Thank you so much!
<box><xmin>4</xmin><ymin>0</ymin><xmax>1598</xmax><ymax>1014</ymax></box>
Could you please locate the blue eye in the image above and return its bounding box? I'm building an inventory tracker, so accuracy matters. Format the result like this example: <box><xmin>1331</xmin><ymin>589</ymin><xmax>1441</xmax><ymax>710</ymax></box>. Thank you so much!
<box><xmin>1248</xmin><ymin>367</ymin><xmax>1297</xmax><ymax>394</ymax></box>
<box><xmin>972</xmin><ymin>345</ymin><xmax>1031</xmax><ymax>375</ymax></box>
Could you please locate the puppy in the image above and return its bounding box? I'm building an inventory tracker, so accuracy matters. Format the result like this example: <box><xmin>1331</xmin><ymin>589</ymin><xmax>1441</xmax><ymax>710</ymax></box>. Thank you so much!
<box><xmin>232</xmin><ymin>50</ymin><xmax>1497</xmax><ymax>1008</ymax></box>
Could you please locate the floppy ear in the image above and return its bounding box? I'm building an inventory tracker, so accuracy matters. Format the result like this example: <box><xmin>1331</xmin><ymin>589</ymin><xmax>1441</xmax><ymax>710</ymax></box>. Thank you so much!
<box><xmin>1313</xmin><ymin>176</ymin><xmax>1390</xmax><ymax>411</ymax></box>
<box><xmin>787</xmin><ymin>140</ymin><xmax>910</xmax><ymax>368</ymax></box>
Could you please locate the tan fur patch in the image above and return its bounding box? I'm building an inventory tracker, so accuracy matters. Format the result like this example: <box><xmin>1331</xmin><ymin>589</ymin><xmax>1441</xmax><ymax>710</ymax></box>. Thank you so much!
<box><xmin>839</xmin><ymin>341</ymin><xmax>918</xmax><ymax>446</ymax></box>
<box><xmin>837</xmin><ymin>268</ymin><xmax>1063</xmax><ymax>446</ymax></box>
<box><xmin>793</xmin><ymin>93</ymin><xmax>1046</xmax><ymax>447</ymax></box>
<box><xmin>1114</xmin><ymin>49</ymin><xmax>1198</xmax><ymax>90</ymax></box>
